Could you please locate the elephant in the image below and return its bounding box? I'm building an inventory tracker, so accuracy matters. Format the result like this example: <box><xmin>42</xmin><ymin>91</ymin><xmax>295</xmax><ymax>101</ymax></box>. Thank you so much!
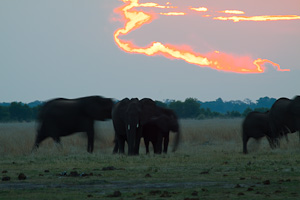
<box><xmin>242</xmin><ymin>111</ymin><xmax>279</xmax><ymax>154</ymax></box>
<box><xmin>112</xmin><ymin>98</ymin><xmax>142</xmax><ymax>155</ymax></box>
<box><xmin>142</xmin><ymin>111</ymin><xmax>179</xmax><ymax>154</ymax></box>
<box><xmin>112</xmin><ymin>98</ymin><xmax>180</xmax><ymax>155</ymax></box>
<box><xmin>269</xmin><ymin>96</ymin><xmax>300</xmax><ymax>142</ymax></box>
<box><xmin>33</xmin><ymin>96</ymin><xmax>113</xmax><ymax>153</ymax></box>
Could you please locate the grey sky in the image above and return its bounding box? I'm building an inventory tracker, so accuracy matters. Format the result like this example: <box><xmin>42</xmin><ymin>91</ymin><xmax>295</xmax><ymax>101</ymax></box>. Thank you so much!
<box><xmin>0</xmin><ymin>0</ymin><xmax>299</xmax><ymax>103</ymax></box>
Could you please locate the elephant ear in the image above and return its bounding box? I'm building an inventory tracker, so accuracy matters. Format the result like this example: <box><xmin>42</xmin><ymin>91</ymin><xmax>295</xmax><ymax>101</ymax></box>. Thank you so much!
<box><xmin>289</xmin><ymin>96</ymin><xmax>300</xmax><ymax>116</ymax></box>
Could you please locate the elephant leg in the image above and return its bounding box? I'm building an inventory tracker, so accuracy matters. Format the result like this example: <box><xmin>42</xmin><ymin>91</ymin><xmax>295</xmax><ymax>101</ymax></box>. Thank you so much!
<box><xmin>134</xmin><ymin>137</ymin><xmax>141</xmax><ymax>155</ymax></box>
<box><xmin>274</xmin><ymin>138</ymin><xmax>280</xmax><ymax>148</ymax></box>
<box><xmin>152</xmin><ymin>141</ymin><xmax>158</xmax><ymax>154</ymax></box>
<box><xmin>284</xmin><ymin>134</ymin><xmax>289</xmax><ymax>143</ymax></box>
<box><xmin>87</xmin><ymin>129</ymin><xmax>95</xmax><ymax>153</ymax></box>
<box><xmin>267</xmin><ymin>137</ymin><xmax>280</xmax><ymax>149</ymax></box>
<box><xmin>133</xmin><ymin>129</ymin><xmax>142</xmax><ymax>155</ymax></box>
<box><xmin>53</xmin><ymin>137</ymin><xmax>63</xmax><ymax>150</ymax></box>
<box><xmin>163</xmin><ymin>133</ymin><xmax>169</xmax><ymax>153</ymax></box>
<box><xmin>32</xmin><ymin>136</ymin><xmax>42</xmax><ymax>153</ymax></box>
<box><xmin>113</xmin><ymin>138</ymin><xmax>119</xmax><ymax>154</ymax></box>
<box><xmin>32</xmin><ymin>128</ymin><xmax>48</xmax><ymax>152</ymax></box>
<box><xmin>54</xmin><ymin>137</ymin><xmax>61</xmax><ymax>144</ymax></box>
<box><xmin>144</xmin><ymin>138</ymin><xmax>150</xmax><ymax>154</ymax></box>
<box><xmin>267</xmin><ymin>137</ymin><xmax>274</xmax><ymax>149</ymax></box>
<box><xmin>242</xmin><ymin>134</ymin><xmax>249</xmax><ymax>154</ymax></box>
<box><xmin>156</xmin><ymin>135</ymin><xmax>163</xmax><ymax>154</ymax></box>
<box><xmin>118</xmin><ymin>137</ymin><xmax>126</xmax><ymax>154</ymax></box>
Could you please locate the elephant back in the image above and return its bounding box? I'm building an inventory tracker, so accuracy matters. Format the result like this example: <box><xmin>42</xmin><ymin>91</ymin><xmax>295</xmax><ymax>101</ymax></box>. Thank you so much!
<box><xmin>37</xmin><ymin>98</ymin><xmax>69</xmax><ymax>122</ymax></box>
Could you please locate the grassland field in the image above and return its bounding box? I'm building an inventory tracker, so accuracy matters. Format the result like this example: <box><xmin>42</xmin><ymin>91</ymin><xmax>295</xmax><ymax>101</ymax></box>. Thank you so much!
<box><xmin>0</xmin><ymin>119</ymin><xmax>299</xmax><ymax>200</ymax></box>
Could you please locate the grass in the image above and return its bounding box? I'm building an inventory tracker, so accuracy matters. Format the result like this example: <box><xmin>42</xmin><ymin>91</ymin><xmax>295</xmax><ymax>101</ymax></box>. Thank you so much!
<box><xmin>0</xmin><ymin>119</ymin><xmax>299</xmax><ymax>199</ymax></box>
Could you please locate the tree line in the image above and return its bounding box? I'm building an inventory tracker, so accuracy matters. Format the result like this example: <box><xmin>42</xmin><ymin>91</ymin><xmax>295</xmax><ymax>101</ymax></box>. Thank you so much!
<box><xmin>156</xmin><ymin>98</ymin><xmax>270</xmax><ymax>119</ymax></box>
<box><xmin>0</xmin><ymin>102</ymin><xmax>41</xmax><ymax>122</ymax></box>
<box><xmin>0</xmin><ymin>97</ymin><xmax>274</xmax><ymax>122</ymax></box>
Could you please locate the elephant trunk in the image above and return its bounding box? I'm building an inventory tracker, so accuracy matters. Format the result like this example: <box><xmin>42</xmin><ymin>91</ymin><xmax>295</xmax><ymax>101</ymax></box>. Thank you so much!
<box><xmin>127</xmin><ymin>125</ymin><xmax>135</xmax><ymax>155</ymax></box>
<box><xmin>127</xmin><ymin>124</ymin><xmax>140</xmax><ymax>156</ymax></box>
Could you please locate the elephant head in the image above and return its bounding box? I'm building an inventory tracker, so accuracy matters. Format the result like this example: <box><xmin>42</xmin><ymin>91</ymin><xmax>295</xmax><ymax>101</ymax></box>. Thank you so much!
<box><xmin>84</xmin><ymin>96</ymin><xmax>114</xmax><ymax>120</ymax></box>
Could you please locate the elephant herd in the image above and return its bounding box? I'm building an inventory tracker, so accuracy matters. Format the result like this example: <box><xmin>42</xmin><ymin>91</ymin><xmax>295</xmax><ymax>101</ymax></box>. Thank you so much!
<box><xmin>242</xmin><ymin>96</ymin><xmax>300</xmax><ymax>154</ymax></box>
<box><xmin>32</xmin><ymin>96</ymin><xmax>180</xmax><ymax>155</ymax></box>
<box><xmin>32</xmin><ymin>95</ymin><xmax>300</xmax><ymax>155</ymax></box>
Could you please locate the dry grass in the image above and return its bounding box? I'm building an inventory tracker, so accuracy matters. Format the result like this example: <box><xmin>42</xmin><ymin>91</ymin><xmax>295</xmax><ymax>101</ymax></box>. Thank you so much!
<box><xmin>180</xmin><ymin>118</ymin><xmax>242</xmax><ymax>143</ymax></box>
<box><xmin>0</xmin><ymin>118</ymin><xmax>298</xmax><ymax>156</ymax></box>
<box><xmin>0</xmin><ymin>121</ymin><xmax>115</xmax><ymax>156</ymax></box>
<box><xmin>1</xmin><ymin>119</ymin><xmax>300</xmax><ymax>200</ymax></box>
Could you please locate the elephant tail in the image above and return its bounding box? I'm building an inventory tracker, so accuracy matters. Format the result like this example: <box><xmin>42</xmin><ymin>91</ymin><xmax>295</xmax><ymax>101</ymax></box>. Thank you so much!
<box><xmin>172</xmin><ymin>129</ymin><xmax>180</xmax><ymax>152</ymax></box>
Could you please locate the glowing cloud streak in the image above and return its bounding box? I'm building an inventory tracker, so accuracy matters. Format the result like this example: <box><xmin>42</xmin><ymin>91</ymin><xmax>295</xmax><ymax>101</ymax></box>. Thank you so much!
<box><xmin>219</xmin><ymin>10</ymin><xmax>245</xmax><ymax>14</ymax></box>
<box><xmin>190</xmin><ymin>7</ymin><xmax>208</xmax><ymax>12</ymax></box>
<box><xmin>214</xmin><ymin>15</ymin><xmax>300</xmax><ymax>22</ymax></box>
<box><xmin>160</xmin><ymin>12</ymin><xmax>186</xmax><ymax>16</ymax></box>
<box><xmin>113</xmin><ymin>0</ymin><xmax>293</xmax><ymax>73</ymax></box>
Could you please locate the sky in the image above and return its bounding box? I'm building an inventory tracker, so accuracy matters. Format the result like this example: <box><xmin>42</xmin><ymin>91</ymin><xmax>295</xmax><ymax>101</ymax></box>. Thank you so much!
<box><xmin>0</xmin><ymin>0</ymin><xmax>299</xmax><ymax>103</ymax></box>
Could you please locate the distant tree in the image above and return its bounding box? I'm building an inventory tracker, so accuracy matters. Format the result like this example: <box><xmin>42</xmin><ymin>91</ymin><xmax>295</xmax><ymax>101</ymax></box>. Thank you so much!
<box><xmin>243</xmin><ymin>98</ymin><xmax>253</xmax><ymax>105</ymax></box>
<box><xmin>256</xmin><ymin>97</ymin><xmax>276</xmax><ymax>108</ymax></box>
<box><xmin>182</xmin><ymin>98</ymin><xmax>201</xmax><ymax>118</ymax></box>
<box><xmin>225</xmin><ymin>110</ymin><xmax>242</xmax><ymax>118</ymax></box>
<box><xmin>169</xmin><ymin>100</ymin><xmax>184</xmax><ymax>118</ymax></box>
<box><xmin>155</xmin><ymin>100</ymin><xmax>167</xmax><ymax>108</ymax></box>
<box><xmin>242</xmin><ymin>107</ymin><xmax>253</xmax><ymax>117</ymax></box>
<box><xmin>168</xmin><ymin>98</ymin><xmax>201</xmax><ymax>118</ymax></box>
<box><xmin>201</xmin><ymin>97</ymin><xmax>227</xmax><ymax>113</ymax></box>
<box><xmin>212</xmin><ymin>111</ymin><xmax>223</xmax><ymax>118</ymax></box>
<box><xmin>9</xmin><ymin>102</ymin><xmax>23</xmax><ymax>121</ymax></box>
<box><xmin>197</xmin><ymin>107</ymin><xmax>222</xmax><ymax>119</ymax></box>
<box><xmin>31</xmin><ymin>105</ymin><xmax>42</xmax><ymax>120</ymax></box>
<box><xmin>9</xmin><ymin>102</ymin><xmax>32</xmax><ymax>122</ymax></box>
<box><xmin>0</xmin><ymin>106</ymin><xmax>10</xmax><ymax>122</ymax></box>
<box><xmin>216</xmin><ymin>98</ymin><xmax>223</xmax><ymax>103</ymax></box>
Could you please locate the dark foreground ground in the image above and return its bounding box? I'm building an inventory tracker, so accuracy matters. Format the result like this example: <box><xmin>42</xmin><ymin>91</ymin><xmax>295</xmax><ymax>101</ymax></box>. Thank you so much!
<box><xmin>1</xmin><ymin>144</ymin><xmax>300</xmax><ymax>200</ymax></box>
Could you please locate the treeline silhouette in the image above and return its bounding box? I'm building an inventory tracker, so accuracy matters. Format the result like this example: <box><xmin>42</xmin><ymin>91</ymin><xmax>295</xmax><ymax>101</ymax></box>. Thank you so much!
<box><xmin>0</xmin><ymin>97</ymin><xmax>275</xmax><ymax>122</ymax></box>
<box><xmin>0</xmin><ymin>102</ymin><xmax>41</xmax><ymax>122</ymax></box>
<box><xmin>156</xmin><ymin>97</ymin><xmax>272</xmax><ymax>119</ymax></box>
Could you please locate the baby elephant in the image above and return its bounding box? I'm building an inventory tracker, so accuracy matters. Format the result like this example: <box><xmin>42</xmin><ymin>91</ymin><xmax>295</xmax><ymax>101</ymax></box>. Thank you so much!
<box><xmin>143</xmin><ymin>114</ymin><xmax>179</xmax><ymax>154</ymax></box>
<box><xmin>242</xmin><ymin>111</ymin><xmax>278</xmax><ymax>154</ymax></box>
